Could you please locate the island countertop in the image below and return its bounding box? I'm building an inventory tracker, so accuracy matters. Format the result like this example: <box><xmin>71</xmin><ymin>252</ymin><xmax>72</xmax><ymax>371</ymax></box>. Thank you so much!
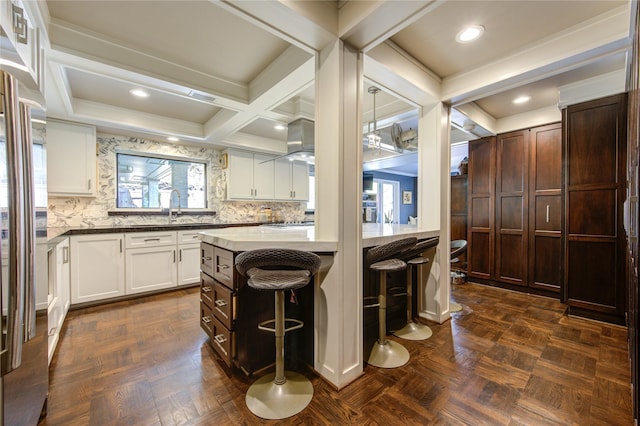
<box><xmin>199</xmin><ymin>223</ymin><xmax>439</xmax><ymax>252</ymax></box>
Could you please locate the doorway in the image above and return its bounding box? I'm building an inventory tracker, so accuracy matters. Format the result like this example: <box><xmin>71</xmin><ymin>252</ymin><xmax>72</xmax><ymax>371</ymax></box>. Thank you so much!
<box><xmin>375</xmin><ymin>178</ymin><xmax>400</xmax><ymax>224</ymax></box>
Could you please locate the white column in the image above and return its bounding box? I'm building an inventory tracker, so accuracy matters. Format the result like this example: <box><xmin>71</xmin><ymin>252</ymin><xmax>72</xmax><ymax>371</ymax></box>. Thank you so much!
<box><xmin>417</xmin><ymin>102</ymin><xmax>451</xmax><ymax>324</ymax></box>
<box><xmin>314</xmin><ymin>39</ymin><xmax>364</xmax><ymax>389</ymax></box>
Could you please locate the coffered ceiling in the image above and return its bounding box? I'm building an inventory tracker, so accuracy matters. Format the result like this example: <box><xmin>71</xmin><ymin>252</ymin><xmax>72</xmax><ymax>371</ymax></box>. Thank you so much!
<box><xmin>43</xmin><ymin>0</ymin><xmax>634</xmax><ymax>163</ymax></box>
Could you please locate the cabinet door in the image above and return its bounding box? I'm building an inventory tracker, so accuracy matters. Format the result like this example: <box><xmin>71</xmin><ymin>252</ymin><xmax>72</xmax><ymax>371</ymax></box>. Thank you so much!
<box><xmin>274</xmin><ymin>158</ymin><xmax>293</xmax><ymax>199</ymax></box>
<box><xmin>495</xmin><ymin>129</ymin><xmax>529</xmax><ymax>286</ymax></box>
<box><xmin>253</xmin><ymin>153</ymin><xmax>275</xmax><ymax>200</ymax></box>
<box><xmin>227</xmin><ymin>150</ymin><xmax>255</xmax><ymax>199</ymax></box>
<box><xmin>70</xmin><ymin>234</ymin><xmax>125</xmax><ymax>304</ymax></box>
<box><xmin>528</xmin><ymin>123</ymin><xmax>562</xmax><ymax>292</ymax></box>
<box><xmin>125</xmin><ymin>245</ymin><xmax>178</xmax><ymax>295</ymax></box>
<box><xmin>291</xmin><ymin>162</ymin><xmax>309</xmax><ymax>200</ymax></box>
<box><xmin>564</xmin><ymin>93</ymin><xmax>627</xmax><ymax>323</ymax></box>
<box><xmin>467</xmin><ymin>136</ymin><xmax>495</xmax><ymax>279</ymax></box>
<box><xmin>47</xmin><ymin>120</ymin><xmax>97</xmax><ymax>197</ymax></box>
<box><xmin>178</xmin><ymin>243</ymin><xmax>201</xmax><ymax>286</ymax></box>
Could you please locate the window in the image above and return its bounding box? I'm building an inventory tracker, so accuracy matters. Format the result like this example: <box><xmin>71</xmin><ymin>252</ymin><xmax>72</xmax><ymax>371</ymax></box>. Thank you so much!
<box><xmin>116</xmin><ymin>152</ymin><xmax>207</xmax><ymax>209</ymax></box>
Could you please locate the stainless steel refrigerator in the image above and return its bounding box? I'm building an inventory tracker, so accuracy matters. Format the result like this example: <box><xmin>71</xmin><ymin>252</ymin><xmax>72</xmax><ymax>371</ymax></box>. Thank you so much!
<box><xmin>0</xmin><ymin>66</ymin><xmax>48</xmax><ymax>424</ymax></box>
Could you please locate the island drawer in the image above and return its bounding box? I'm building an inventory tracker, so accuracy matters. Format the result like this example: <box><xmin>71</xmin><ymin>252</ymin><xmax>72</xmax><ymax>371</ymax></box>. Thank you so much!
<box><xmin>214</xmin><ymin>247</ymin><xmax>234</xmax><ymax>288</ymax></box>
<box><xmin>201</xmin><ymin>243</ymin><xmax>215</xmax><ymax>277</ymax></box>
<box><xmin>211</xmin><ymin>280</ymin><xmax>235</xmax><ymax>329</ymax></box>
<box><xmin>200</xmin><ymin>301</ymin><xmax>214</xmax><ymax>338</ymax></box>
<box><xmin>200</xmin><ymin>272</ymin><xmax>215</xmax><ymax>309</ymax></box>
<box><xmin>209</xmin><ymin>314</ymin><xmax>234</xmax><ymax>368</ymax></box>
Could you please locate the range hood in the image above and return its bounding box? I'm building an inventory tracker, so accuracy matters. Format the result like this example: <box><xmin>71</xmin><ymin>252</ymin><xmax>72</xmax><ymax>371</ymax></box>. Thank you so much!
<box><xmin>285</xmin><ymin>118</ymin><xmax>314</xmax><ymax>162</ymax></box>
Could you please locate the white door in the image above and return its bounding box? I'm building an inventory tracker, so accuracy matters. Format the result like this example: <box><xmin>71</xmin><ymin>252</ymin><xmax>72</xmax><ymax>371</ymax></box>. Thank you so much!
<box><xmin>125</xmin><ymin>245</ymin><xmax>178</xmax><ymax>295</ymax></box>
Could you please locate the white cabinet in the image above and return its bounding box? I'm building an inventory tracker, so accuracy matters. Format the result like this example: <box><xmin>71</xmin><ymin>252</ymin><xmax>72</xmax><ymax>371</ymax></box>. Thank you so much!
<box><xmin>177</xmin><ymin>230</ymin><xmax>202</xmax><ymax>286</ymax></box>
<box><xmin>274</xmin><ymin>158</ymin><xmax>309</xmax><ymax>201</ymax></box>
<box><xmin>70</xmin><ymin>234</ymin><xmax>125</xmax><ymax>304</ymax></box>
<box><xmin>48</xmin><ymin>237</ymin><xmax>70</xmax><ymax>364</ymax></box>
<box><xmin>125</xmin><ymin>232</ymin><xmax>177</xmax><ymax>295</ymax></box>
<box><xmin>226</xmin><ymin>149</ymin><xmax>275</xmax><ymax>200</ymax></box>
<box><xmin>47</xmin><ymin>120</ymin><xmax>97</xmax><ymax>197</ymax></box>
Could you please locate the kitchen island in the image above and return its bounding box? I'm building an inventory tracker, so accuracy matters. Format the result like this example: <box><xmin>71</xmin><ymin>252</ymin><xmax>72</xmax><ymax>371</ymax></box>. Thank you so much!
<box><xmin>198</xmin><ymin>223</ymin><xmax>439</xmax><ymax>385</ymax></box>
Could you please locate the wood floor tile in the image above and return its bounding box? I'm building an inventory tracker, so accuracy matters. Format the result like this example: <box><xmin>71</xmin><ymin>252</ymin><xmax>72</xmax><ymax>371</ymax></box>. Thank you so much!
<box><xmin>42</xmin><ymin>283</ymin><xmax>633</xmax><ymax>425</ymax></box>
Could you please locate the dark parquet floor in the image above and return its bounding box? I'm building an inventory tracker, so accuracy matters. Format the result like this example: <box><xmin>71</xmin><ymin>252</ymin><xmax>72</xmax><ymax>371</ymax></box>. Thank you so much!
<box><xmin>42</xmin><ymin>282</ymin><xmax>633</xmax><ymax>425</ymax></box>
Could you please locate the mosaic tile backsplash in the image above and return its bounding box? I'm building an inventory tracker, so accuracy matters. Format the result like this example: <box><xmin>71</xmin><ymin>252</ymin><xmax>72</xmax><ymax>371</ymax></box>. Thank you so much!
<box><xmin>47</xmin><ymin>133</ymin><xmax>310</xmax><ymax>228</ymax></box>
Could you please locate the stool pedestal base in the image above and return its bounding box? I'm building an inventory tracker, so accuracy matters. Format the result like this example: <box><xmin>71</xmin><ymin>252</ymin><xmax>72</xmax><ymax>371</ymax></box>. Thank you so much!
<box><xmin>450</xmin><ymin>301</ymin><xmax>463</xmax><ymax>312</ymax></box>
<box><xmin>367</xmin><ymin>339</ymin><xmax>410</xmax><ymax>368</ymax></box>
<box><xmin>245</xmin><ymin>371</ymin><xmax>313</xmax><ymax>420</ymax></box>
<box><xmin>393</xmin><ymin>322</ymin><xmax>433</xmax><ymax>340</ymax></box>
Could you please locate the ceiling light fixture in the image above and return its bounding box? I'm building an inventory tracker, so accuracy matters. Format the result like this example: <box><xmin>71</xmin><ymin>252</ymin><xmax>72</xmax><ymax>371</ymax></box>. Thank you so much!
<box><xmin>274</xmin><ymin>124</ymin><xmax>286</xmax><ymax>130</ymax></box>
<box><xmin>456</xmin><ymin>25</ymin><xmax>485</xmax><ymax>43</ymax></box>
<box><xmin>129</xmin><ymin>88</ymin><xmax>149</xmax><ymax>98</ymax></box>
<box><xmin>513</xmin><ymin>95</ymin><xmax>531</xmax><ymax>104</ymax></box>
<box><xmin>167</xmin><ymin>136</ymin><xmax>179</xmax><ymax>142</ymax></box>
<box><xmin>367</xmin><ymin>86</ymin><xmax>383</xmax><ymax>152</ymax></box>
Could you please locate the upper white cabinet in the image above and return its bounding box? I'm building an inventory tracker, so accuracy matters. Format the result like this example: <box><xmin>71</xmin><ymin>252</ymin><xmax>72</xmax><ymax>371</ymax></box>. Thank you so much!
<box><xmin>226</xmin><ymin>149</ymin><xmax>275</xmax><ymax>200</ymax></box>
<box><xmin>47</xmin><ymin>120</ymin><xmax>97</xmax><ymax>197</ymax></box>
<box><xmin>274</xmin><ymin>158</ymin><xmax>309</xmax><ymax>201</ymax></box>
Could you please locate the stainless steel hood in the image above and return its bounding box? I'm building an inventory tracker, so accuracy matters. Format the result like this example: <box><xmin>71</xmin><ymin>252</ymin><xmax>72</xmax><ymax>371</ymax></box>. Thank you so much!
<box><xmin>287</xmin><ymin>118</ymin><xmax>314</xmax><ymax>154</ymax></box>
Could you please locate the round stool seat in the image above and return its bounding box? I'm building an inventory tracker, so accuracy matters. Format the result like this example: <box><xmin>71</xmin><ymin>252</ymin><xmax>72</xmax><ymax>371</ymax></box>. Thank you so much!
<box><xmin>245</xmin><ymin>268</ymin><xmax>312</xmax><ymax>290</ymax></box>
<box><xmin>370</xmin><ymin>258</ymin><xmax>407</xmax><ymax>272</ymax></box>
<box><xmin>407</xmin><ymin>256</ymin><xmax>429</xmax><ymax>265</ymax></box>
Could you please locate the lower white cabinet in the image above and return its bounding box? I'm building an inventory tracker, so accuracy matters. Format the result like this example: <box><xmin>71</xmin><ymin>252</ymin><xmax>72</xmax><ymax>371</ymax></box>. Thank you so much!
<box><xmin>70</xmin><ymin>230</ymin><xmax>203</xmax><ymax>305</ymax></box>
<box><xmin>47</xmin><ymin>237</ymin><xmax>70</xmax><ymax>364</ymax></box>
<box><xmin>70</xmin><ymin>234</ymin><xmax>125</xmax><ymax>304</ymax></box>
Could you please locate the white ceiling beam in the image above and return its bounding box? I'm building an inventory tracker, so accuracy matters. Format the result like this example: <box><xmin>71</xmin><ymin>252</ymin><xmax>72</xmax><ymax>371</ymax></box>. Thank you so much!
<box><xmin>454</xmin><ymin>103</ymin><xmax>498</xmax><ymax>136</ymax></box>
<box><xmin>495</xmin><ymin>105</ymin><xmax>561</xmax><ymax>135</ymax></box>
<box><xmin>442</xmin><ymin>5</ymin><xmax>631</xmax><ymax>105</ymax></box>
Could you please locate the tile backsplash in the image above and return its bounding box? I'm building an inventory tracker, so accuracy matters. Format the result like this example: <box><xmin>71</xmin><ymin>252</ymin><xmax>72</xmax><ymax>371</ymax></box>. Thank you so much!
<box><xmin>47</xmin><ymin>133</ymin><xmax>310</xmax><ymax>228</ymax></box>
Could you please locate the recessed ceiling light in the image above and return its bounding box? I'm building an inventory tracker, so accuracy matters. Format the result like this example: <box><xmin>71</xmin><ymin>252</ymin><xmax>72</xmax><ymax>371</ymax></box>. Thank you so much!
<box><xmin>129</xmin><ymin>89</ymin><xmax>149</xmax><ymax>98</ymax></box>
<box><xmin>513</xmin><ymin>95</ymin><xmax>531</xmax><ymax>104</ymax></box>
<box><xmin>274</xmin><ymin>124</ymin><xmax>287</xmax><ymax>130</ymax></box>
<box><xmin>456</xmin><ymin>25</ymin><xmax>485</xmax><ymax>43</ymax></box>
<box><xmin>167</xmin><ymin>136</ymin><xmax>179</xmax><ymax>142</ymax></box>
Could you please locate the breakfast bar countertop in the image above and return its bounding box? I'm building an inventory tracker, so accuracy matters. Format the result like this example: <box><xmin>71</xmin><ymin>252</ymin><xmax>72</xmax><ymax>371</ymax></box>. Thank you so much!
<box><xmin>199</xmin><ymin>223</ymin><xmax>439</xmax><ymax>252</ymax></box>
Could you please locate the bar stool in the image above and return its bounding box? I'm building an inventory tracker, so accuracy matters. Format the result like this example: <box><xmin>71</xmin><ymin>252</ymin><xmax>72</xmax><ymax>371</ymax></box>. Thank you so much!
<box><xmin>394</xmin><ymin>237</ymin><xmax>439</xmax><ymax>340</ymax></box>
<box><xmin>366</xmin><ymin>237</ymin><xmax>417</xmax><ymax>368</ymax></box>
<box><xmin>450</xmin><ymin>240</ymin><xmax>468</xmax><ymax>313</ymax></box>
<box><xmin>235</xmin><ymin>248</ymin><xmax>321</xmax><ymax>420</ymax></box>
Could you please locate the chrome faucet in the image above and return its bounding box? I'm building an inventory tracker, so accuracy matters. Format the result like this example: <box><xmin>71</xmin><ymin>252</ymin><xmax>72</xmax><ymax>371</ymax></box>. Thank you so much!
<box><xmin>169</xmin><ymin>188</ymin><xmax>182</xmax><ymax>222</ymax></box>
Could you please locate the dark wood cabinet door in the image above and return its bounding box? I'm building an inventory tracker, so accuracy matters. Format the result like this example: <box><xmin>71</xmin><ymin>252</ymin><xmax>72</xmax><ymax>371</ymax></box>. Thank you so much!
<box><xmin>496</xmin><ymin>130</ymin><xmax>529</xmax><ymax>286</ymax></box>
<box><xmin>451</xmin><ymin>175</ymin><xmax>467</xmax><ymax>267</ymax></box>
<box><xmin>564</xmin><ymin>93</ymin><xmax>627</xmax><ymax>324</ymax></box>
<box><xmin>467</xmin><ymin>136</ymin><xmax>495</xmax><ymax>279</ymax></box>
<box><xmin>529</xmin><ymin>123</ymin><xmax>562</xmax><ymax>292</ymax></box>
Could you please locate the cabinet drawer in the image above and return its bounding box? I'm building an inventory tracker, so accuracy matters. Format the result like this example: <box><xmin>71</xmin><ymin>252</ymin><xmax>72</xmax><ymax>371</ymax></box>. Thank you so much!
<box><xmin>211</xmin><ymin>280</ymin><xmax>235</xmax><ymax>329</ymax></box>
<box><xmin>200</xmin><ymin>301</ymin><xmax>214</xmax><ymax>338</ymax></box>
<box><xmin>178</xmin><ymin>230</ymin><xmax>202</xmax><ymax>244</ymax></box>
<box><xmin>125</xmin><ymin>231</ymin><xmax>176</xmax><ymax>248</ymax></box>
<box><xmin>209</xmin><ymin>313</ymin><xmax>235</xmax><ymax>368</ymax></box>
<box><xmin>200</xmin><ymin>272</ymin><xmax>215</xmax><ymax>309</ymax></box>
<box><xmin>201</xmin><ymin>243</ymin><xmax>214</xmax><ymax>277</ymax></box>
<box><xmin>214</xmin><ymin>247</ymin><xmax>234</xmax><ymax>288</ymax></box>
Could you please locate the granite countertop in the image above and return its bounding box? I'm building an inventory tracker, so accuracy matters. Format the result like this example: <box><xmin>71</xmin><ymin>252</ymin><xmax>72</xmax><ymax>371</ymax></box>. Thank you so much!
<box><xmin>361</xmin><ymin>224</ymin><xmax>439</xmax><ymax>248</ymax></box>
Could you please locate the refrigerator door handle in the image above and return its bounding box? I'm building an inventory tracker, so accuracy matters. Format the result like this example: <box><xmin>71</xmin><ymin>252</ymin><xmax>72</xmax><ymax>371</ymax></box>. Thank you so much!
<box><xmin>20</xmin><ymin>103</ymin><xmax>36</xmax><ymax>341</ymax></box>
<box><xmin>1</xmin><ymin>71</ymin><xmax>25</xmax><ymax>375</ymax></box>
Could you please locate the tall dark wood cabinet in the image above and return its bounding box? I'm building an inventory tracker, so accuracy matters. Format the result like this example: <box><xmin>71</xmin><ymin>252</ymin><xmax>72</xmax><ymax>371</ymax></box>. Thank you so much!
<box><xmin>495</xmin><ymin>129</ymin><xmax>529</xmax><ymax>286</ymax></box>
<box><xmin>467</xmin><ymin>136</ymin><xmax>496</xmax><ymax>280</ymax></box>
<box><xmin>451</xmin><ymin>175</ymin><xmax>468</xmax><ymax>267</ymax></box>
<box><xmin>467</xmin><ymin>123</ymin><xmax>563</xmax><ymax>296</ymax></box>
<box><xmin>564</xmin><ymin>93</ymin><xmax>627</xmax><ymax>324</ymax></box>
<box><xmin>529</xmin><ymin>123</ymin><xmax>563</xmax><ymax>293</ymax></box>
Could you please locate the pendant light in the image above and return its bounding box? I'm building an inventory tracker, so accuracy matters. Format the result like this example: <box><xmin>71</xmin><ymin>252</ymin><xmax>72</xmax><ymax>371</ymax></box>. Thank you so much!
<box><xmin>367</xmin><ymin>86</ymin><xmax>382</xmax><ymax>151</ymax></box>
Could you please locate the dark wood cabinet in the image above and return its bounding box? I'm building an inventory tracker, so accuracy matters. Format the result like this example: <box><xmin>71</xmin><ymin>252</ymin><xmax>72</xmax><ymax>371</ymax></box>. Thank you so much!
<box><xmin>529</xmin><ymin>123</ymin><xmax>563</xmax><ymax>292</ymax></box>
<box><xmin>467</xmin><ymin>123</ymin><xmax>562</xmax><ymax>296</ymax></box>
<box><xmin>564</xmin><ymin>93</ymin><xmax>627</xmax><ymax>324</ymax></box>
<box><xmin>467</xmin><ymin>136</ymin><xmax>496</xmax><ymax>280</ymax></box>
<box><xmin>451</xmin><ymin>175</ymin><xmax>468</xmax><ymax>268</ymax></box>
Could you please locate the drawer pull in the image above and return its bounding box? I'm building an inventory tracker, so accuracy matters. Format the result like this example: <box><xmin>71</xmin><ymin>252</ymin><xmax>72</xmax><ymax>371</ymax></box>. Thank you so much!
<box><xmin>192</xmin><ymin>235</ymin><xmax>200</xmax><ymax>239</ymax></box>
<box><xmin>144</xmin><ymin>238</ymin><xmax>161</xmax><ymax>242</ymax></box>
<box><xmin>201</xmin><ymin>316</ymin><xmax>211</xmax><ymax>324</ymax></box>
<box><xmin>202</xmin><ymin>286</ymin><xmax>212</xmax><ymax>293</ymax></box>
<box><xmin>48</xmin><ymin>327</ymin><xmax>57</xmax><ymax>337</ymax></box>
<box><xmin>214</xmin><ymin>299</ymin><xmax>227</xmax><ymax>307</ymax></box>
<box><xmin>214</xmin><ymin>334</ymin><xmax>227</xmax><ymax>344</ymax></box>
<box><xmin>218</xmin><ymin>264</ymin><xmax>230</xmax><ymax>270</ymax></box>
<box><xmin>202</xmin><ymin>256</ymin><xmax>212</xmax><ymax>261</ymax></box>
